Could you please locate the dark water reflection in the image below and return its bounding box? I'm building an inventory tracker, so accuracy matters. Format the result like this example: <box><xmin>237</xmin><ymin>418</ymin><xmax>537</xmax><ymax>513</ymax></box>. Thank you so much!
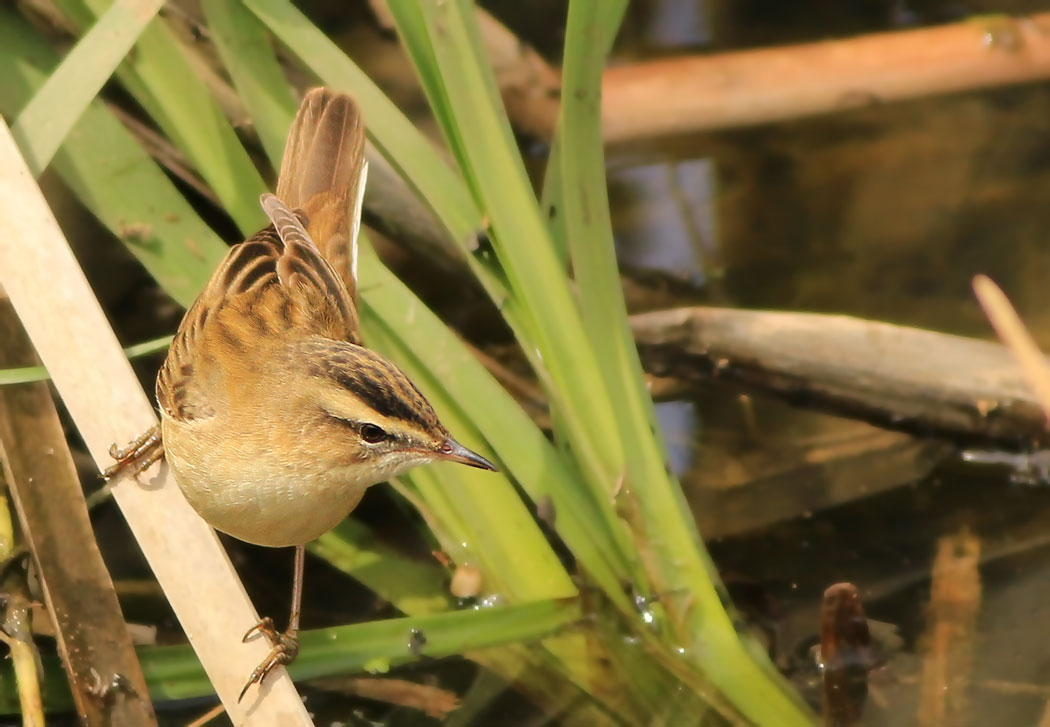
<box><xmin>609</xmin><ymin>1</ymin><xmax>1050</xmax><ymax>725</ymax></box>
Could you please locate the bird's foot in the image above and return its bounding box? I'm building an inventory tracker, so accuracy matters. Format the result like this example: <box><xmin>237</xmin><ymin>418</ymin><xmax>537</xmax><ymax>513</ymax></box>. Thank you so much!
<box><xmin>103</xmin><ymin>425</ymin><xmax>164</xmax><ymax>480</ymax></box>
<box><xmin>239</xmin><ymin>617</ymin><xmax>299</xmax><ymax>702</ymax></box>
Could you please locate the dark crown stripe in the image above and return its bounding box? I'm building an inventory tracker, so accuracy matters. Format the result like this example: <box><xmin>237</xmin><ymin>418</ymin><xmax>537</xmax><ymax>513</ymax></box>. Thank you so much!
<box><xmin>330</xmin><ymin>367</ymin><xmax>432</xmax><ymax>429</ymax></box>
<box><xmin>301</xmin><ymin>341</ymin><xmax>436</xmax><ymax>430</ymax></box>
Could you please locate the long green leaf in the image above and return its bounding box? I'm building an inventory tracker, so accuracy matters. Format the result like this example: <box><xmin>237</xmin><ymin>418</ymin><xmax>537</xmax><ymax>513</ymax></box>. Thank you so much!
<box><xmin>384</xmin><ymin>2</ymin><xmax>649</xmax><ymax>605</ymax></box>
<box><xmin>11</xmin><ymin>0</ymin><xmax>165</xmax><ymax>176</ymax></box>
<box><xmin>553</xmin><ymin>2</ymin><xmax>814</xmax><ymax>723</ymax></box>
<box><xmin>0</xmin><ymin>9</ymin><xmax>227</xmax><ymax>306</ymax></box>
<box><xmin>49</xmin><ymin>0</ymin><xmax>268</xmax><ymax>234</ymax></box>
<box><xmin>202</xmin><ymin>0</ymin><xmax>297</xmax><ymax>168</ymax></box>
<box><xmin>407</xmin><ymin>0</ymin><xmax>627</xmax><ymax>478</ymax></box>
<box><xmin>0</xmin><ymin>599</ymin><xmax>581</xmax><ymax>712</ymax></box>
<box><xmin>556</xmin><ymin>0</ymin><xmax>690</xmax><ymax>605</ymax></box>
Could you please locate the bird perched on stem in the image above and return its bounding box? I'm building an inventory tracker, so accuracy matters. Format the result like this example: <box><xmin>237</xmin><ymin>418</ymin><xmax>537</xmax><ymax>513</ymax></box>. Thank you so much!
<box><xmin>106</xmin><ymin>88</ymin><xmax>496</xmax><ymax>700</ymax></box>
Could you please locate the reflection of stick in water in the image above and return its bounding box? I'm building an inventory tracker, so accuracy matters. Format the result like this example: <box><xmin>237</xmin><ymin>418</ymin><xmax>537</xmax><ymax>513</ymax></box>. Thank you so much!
<box><xmin>917</xmin><ymin>531</ymin><xmax>981</xmax><ymax>727</ymax></box>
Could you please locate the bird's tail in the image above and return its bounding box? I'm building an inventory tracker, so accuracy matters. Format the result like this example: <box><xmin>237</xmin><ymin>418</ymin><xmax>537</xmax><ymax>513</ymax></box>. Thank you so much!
<box><xmin>276</xmin><ymin>88</ymin><xmax>367</xmax><ymax>302</ymax></box>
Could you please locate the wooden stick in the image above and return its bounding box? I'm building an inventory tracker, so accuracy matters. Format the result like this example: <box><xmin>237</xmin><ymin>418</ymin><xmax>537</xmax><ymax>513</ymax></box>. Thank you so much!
<box><xmin>0</xmin><ymin>120</ymin><xmax>312</xmax><ymax>725</ymax></box>
<box><xmin>603</xmin><ymin>14</ymin><xmax>1050</xmax><ymax>147</ymax></box>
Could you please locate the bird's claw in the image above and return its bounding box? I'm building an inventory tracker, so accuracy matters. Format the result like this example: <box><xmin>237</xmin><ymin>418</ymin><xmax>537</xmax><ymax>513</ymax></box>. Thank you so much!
<box><xmin>103</xmin><ymin>425</ymin><xmax>164</xmax><ymax>481</ymax></box>
<box><xmin>238</xmin><ymin>618</ymin><xmax>299</xmax><ymax>702</ymax></box>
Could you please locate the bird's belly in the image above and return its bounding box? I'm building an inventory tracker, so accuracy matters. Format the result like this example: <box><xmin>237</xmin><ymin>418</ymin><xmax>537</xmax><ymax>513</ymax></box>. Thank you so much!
<box><xmin>161</xmin><ymin>419</ymin><xmax>367</xmax><ymax>547</ymax></box>
<box><xmin>178</xmin><ymin>473</ymin><xmax>365</xmax><ymax>547</ymax></box>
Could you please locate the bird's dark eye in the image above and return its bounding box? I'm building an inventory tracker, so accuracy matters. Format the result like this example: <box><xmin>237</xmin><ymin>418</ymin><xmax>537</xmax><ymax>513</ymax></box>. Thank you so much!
<box><xmin>360</xmin><ymin>423</ymin><xmax>387</xmax><ymax>443</ymax></box>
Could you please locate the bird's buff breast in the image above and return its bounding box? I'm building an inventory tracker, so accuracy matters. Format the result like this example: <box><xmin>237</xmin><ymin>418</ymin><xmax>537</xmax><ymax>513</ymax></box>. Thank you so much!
<box><xmin>160</xmin><ymin>415</ymin><xmax>367</xmax><ymax>547</ymax></box>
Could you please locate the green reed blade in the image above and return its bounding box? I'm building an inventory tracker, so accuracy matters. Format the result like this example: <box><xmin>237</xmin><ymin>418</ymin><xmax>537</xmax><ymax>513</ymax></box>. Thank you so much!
<box><xmin>47</xmin><ymin>0</ymin><xmax>267</xmax><ymax>235</ymax></box>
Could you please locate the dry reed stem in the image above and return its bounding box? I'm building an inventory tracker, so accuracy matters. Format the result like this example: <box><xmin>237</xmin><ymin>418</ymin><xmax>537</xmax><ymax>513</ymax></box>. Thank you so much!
<box><xmin>1039</xmin><ymin>699</ymin><xmax>1050</xmax><ymax>727</ymax></box>
<box><xmin>973</xmin><ymin>274</ymin><xmax>1050</xmax><ymax>423</ymax></box>
<box><xmin>0</xmin><ymin>120</ymin><xmax>312</xmax><ymax>725</ymax></box>
<box><xmin>184</xmin><ymin>703</ymin><xmax>227</xmax><ymax>727</ymax></box>
<box><xmin>632</xmin><ymin>305</ymin><xmax>1050</xmax><ymax>448</ymax></box>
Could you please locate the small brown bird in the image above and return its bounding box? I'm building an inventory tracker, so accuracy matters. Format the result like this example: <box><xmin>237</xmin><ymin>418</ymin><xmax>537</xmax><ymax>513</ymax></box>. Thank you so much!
<box><xmin>106</xmin><ymin>88</ymin><xmax>496</xmax><ymax>699</ymax></box>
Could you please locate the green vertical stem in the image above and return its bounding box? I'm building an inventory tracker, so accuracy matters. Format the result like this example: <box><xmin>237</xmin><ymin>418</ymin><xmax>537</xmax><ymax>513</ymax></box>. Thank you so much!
<box><xmin>551</xmin><ymin>1</ymin><xmax>816</xmax><ymax>723</ymax></box>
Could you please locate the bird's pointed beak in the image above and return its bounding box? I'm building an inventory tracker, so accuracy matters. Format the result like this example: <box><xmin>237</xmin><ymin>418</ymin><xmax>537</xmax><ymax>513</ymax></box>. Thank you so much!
<box><xmin>439</xmin><ymin>438</ymin><xmax>497</xmax><ymax>471</ymax></box>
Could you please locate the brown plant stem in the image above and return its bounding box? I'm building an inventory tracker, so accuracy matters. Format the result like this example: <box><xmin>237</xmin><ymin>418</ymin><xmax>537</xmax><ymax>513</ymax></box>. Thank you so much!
<box><xmin>0</xmin><ymin>300</ymin><xmax>157</xmax><ymax>727</ymax></box>
<box><xmin>603</xmin><ymin>14</ymin><xmax>1050</xmax><ymax>147</ymax></box>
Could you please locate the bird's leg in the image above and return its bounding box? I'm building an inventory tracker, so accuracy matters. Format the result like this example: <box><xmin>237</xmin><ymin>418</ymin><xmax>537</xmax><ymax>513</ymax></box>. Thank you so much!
<box><xmin>103</xmin><ymin>425</ymin><xmax>164</xmax><ymax>480</ymax></box>
<box><xmin>239</xmin><ymin>544</ymin><xmax>304</xmax><ymax>702</ymax></box>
